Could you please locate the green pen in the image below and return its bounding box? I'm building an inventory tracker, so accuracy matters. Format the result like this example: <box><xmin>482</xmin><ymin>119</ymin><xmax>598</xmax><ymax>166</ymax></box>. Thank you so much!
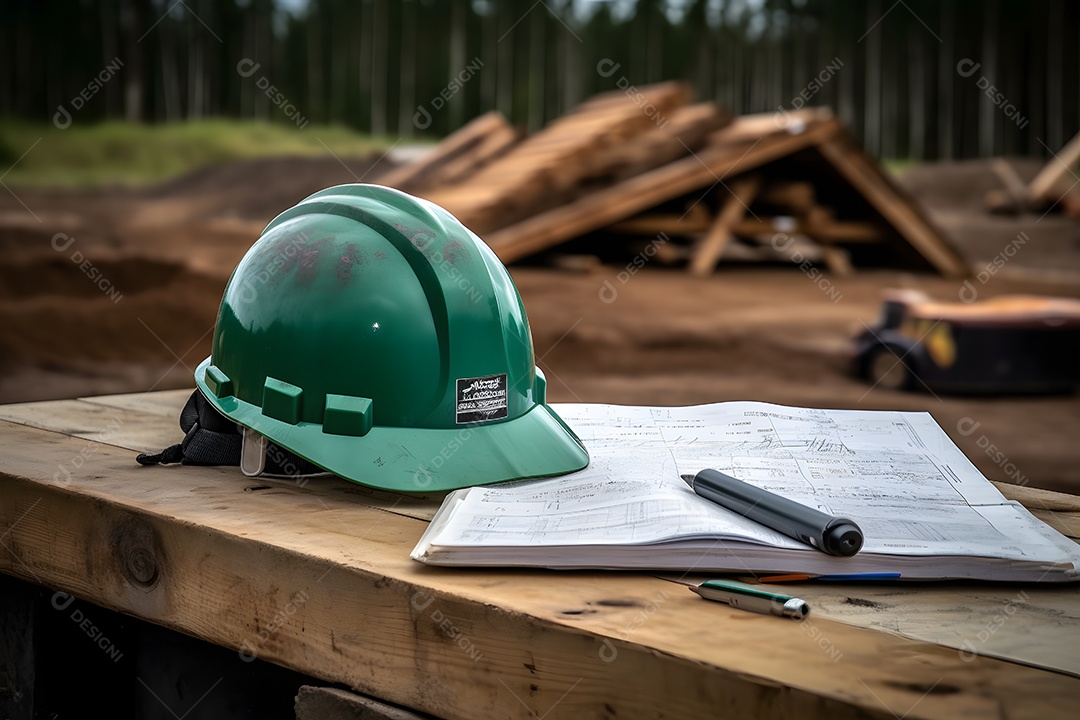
<box><xmin>690</xmin><ymin>579</ymin><xmax>810</xmax><ymax>619</ymax></box>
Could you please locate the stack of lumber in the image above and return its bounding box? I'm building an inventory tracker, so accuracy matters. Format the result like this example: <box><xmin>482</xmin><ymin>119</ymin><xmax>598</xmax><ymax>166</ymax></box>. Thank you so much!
<box><xmin>384</xmin><ymin>83</ymin><xmax>967</xmax><ymax>277</ymax></box>
<box><xmin>422</xmin><ymin>82</ymin><xmax>728</xmax><ymax>235</ymax></box>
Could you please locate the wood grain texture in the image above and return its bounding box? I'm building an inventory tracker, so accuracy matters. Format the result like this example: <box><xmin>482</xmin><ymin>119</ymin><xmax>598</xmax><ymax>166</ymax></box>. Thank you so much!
<box><xmin>3</xmin><ymin>397</ymin><xmax>1080</xmax><ymax>719</ymax></box>
<box><xmin>378</xmin><ymin>111</ymin><xmax>518</xmax><ymax>193</ymax></box>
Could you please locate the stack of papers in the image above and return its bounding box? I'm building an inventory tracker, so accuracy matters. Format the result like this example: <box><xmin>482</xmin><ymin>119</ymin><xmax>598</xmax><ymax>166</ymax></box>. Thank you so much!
<box><xmin>412</xmin><ymin>402</ymin><xmax>1080</xmax><ymax>581</ymax></box>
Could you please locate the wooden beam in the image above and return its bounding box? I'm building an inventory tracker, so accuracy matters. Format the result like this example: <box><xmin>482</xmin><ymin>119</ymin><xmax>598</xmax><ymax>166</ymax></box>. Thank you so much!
<box><xmin>729</xmin><ymin>217</ymin><xmax>884</xmax><ymax>243</ymax></box>
<box><xmin>689</xmin><ymin>176</ymin><xmax>762</xmax><ymax>276</ymax></box>
<box><xmin>706</xmin><ymin>108</ymin><xmax>833</xmax><ymax>145</ymax></box>
<box><xmin>607</xmin><ymin>209</ymin><xmax>713</xmax><ymax>236</ymax></box>
<box><xmin>813</xmin><ymin>133</ymin><xmax>970</xmax><ymax>277</ymax></box>
<box><xmin>990</xmin><ymin>158</ymin><xmax>1033</xmax><ymax>209</ymax></box>
<box><xmin>1029</xmin><ymin>130</ymin><xmax>1080</xmax><ymax>202</ymax></box>
<box><xmin>820</xmin><ymin>245</ymin><xmax>854</xmax><ymax>276</ymax></box>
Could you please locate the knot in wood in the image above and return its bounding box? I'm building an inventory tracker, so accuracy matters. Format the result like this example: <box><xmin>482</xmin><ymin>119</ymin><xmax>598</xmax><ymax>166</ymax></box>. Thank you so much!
<box><xmin>111</xmin><ymin>515</ymin><xmax>163</xmax><ymax>589</ymax></box>
<box><xmin>126</xmin><ymin>546</ymin><xmax>158</xmax><ymax>586</ymax></box>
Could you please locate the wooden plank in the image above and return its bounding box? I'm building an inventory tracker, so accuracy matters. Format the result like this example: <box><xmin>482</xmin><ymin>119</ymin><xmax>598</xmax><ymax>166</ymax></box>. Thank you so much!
<box><xmin>729</xmin><ymin>217</ymin><xmax>884</xmax><ymax>243</ymax></box>
<box><xmin>78</xmin><ymin>388</ymin><xmax>192</xmax><ymax>418</ymax></box>
<box><xmin>607</xmin><ymin>208</ymin><xmax>713</xmax><ymax>236</ymax></box>
<box><xmin>813</xmin><ymin>132</ymin><xmax>970</xmax><ymax>277</ymax></box>
<box><xmin>1029</xmin><ymin>130</ymin><xmax>1080</xmax><ymax>202</ymax></box>
<box><xmin>378</xmin><ymin>111</ymin><xmax>516</xmax><ymax>192</ymax></box>
<box><xmin>0</xmin><ymin>399</ymin><xmax>441</xmax><ymax>522</ymax></box>
<box><xmin>689</xmin><ymin>176</ymin><xmax>762</xmax><ymax>276</ymax></box>
<box><xmin>423</xmin><ymin>121</ymin><xmax>520</xmax><ymax>187</ymax></box>
<box><xmin>758</xmin><ymin>181</ymin><xmax>817</xmax><ymax>213</ymax></box>
<box><xmin>424</xmin><ymin>83</ymin><xmax>695</xmax><ymax>234</ymax></box>
<box><xmin>819</xmin><ymin>245</ymin><xmax>854</xmax><ymax>276</ymax></box>
<box><xmin>783</xmin><ymin>580</ymin><xmax>1080</xmax><ymax>677</ymax></box>
<box><xmin>0</xmin><ymin>397</ymin><xmax>173</xmax><ymax>453</ymax></box>
<box><xmin>601</xmin><ymin>102</ymin><xmax>730</xmax><ymax>181</ymax></box>
<box><xmin>708</xmin><ymin>108</ymin><xmax>833</xmax><ymax>145</ymax></box>
<box><xmin>990</xmin><ymin>158</ymin><xmax>1033</xmax><ymax>209</ymax></box>
<box><xmin>3</xmin><ymin>416</ymin><xmax>1080</xmax><ymax>719</ymax></box>
<box><xmin>485</xmin><ymin>118</ymin><xmax>842</xmax><ymax>263</ymax></box>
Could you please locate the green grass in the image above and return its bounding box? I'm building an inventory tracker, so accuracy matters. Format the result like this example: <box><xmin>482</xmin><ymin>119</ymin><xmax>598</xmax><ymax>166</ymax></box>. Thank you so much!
<box><xmin>0</xmin><ymin>119</ymin><xmax>399</xmax><ymax>188</ymax></box>
<box><xmin>883</xmin><ymin>159</ymin><xmax>919</xmax><ymax>177</ymax></box>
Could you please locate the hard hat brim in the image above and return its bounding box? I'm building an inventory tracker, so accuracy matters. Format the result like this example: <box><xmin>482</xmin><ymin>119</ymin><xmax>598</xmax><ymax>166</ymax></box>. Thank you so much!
<box><xmin>195</xmin><ymin>357</ymin><xmax>589</xmax><ymax>493</ymax></box>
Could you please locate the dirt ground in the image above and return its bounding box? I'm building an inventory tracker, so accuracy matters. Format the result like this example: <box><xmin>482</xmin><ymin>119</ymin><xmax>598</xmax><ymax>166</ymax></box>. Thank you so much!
<box><xmin>1</xmin><ymin>156</ymin><xmax>1078</xmax><ymax>495</ymax></box>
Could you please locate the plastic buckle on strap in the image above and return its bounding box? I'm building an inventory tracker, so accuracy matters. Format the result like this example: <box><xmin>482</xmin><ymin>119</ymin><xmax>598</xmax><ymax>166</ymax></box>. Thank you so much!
<box><xmin>240</xmin><ymin>427</ymin><xmax>267</xmax><ymax>477</ymax></box>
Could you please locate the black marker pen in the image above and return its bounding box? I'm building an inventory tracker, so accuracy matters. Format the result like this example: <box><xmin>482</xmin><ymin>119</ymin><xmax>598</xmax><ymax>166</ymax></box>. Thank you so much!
<box><xmin>682</xmin><ymin>468</ymin><xmax>864</xmax><ymax>557</ymax></box>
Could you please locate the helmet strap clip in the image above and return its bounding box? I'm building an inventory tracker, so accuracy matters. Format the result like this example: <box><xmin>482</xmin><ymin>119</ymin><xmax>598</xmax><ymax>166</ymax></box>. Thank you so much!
<box><xmin>240</xmin><ymin>426</ymin><xmax>268</xmax><ymax>477</ymax></box>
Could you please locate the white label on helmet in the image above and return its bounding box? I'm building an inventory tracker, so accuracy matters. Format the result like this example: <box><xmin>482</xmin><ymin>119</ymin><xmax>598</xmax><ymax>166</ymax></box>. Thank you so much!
<box><xmin>456</xmin><ymin>374</ymin><xmax>508</xmax><ymax>424</ymax></box>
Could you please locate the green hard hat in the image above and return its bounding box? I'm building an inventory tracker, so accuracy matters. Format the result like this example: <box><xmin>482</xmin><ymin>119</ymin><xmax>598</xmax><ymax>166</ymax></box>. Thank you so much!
<box><xmin>194</xmin><ymin>184</ymin><xmax>589</xmax><ymax>492</ymax></box>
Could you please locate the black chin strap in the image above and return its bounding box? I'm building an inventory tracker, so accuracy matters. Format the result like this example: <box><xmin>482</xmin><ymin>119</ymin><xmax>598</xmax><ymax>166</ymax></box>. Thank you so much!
<box><xmin>135</xmin><ymin>444</ymin><xmax>185</xmax><ymax>466</ymax></box>
<box><xmin>136</xmin><ymin>390</ymin><xmax>324</xmax><ymax>476</ymax></box>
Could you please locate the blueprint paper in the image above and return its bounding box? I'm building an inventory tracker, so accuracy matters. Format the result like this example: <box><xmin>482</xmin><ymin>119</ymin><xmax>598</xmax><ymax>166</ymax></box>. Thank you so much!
<box><xmin>413</xmin><ymin>402</ymin><xmax>1080</xmax><ymax>580</ymax></box>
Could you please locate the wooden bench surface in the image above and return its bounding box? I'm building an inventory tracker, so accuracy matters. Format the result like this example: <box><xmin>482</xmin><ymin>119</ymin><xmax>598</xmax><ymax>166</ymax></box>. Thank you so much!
<box><xmin>2</xmin><ymin>390</ymin><xmax>1080</xmax><ymax>719</ymax></box>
